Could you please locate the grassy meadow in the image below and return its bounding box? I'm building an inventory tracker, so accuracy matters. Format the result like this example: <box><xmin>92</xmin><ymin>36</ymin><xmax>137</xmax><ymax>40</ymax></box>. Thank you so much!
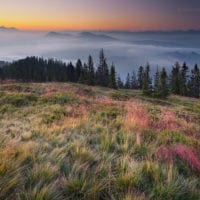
<box><xmin>0</xmin><ymin>82</ymin><xmax>199</xmax><ymax>200</ymax></box>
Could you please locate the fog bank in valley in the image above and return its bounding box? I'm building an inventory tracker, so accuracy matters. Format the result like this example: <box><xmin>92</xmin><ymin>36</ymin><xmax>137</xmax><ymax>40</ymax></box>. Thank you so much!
<box><xmin>0</xmin><ymin>28</ymin><xmax>200</xmax><ymax>78</ymax></box>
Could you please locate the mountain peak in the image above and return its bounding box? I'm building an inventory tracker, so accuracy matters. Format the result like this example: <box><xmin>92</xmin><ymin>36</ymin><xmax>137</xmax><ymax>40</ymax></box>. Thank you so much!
<box><xmin>0</xmin><ymin>26</ymin><xmax>19</xmax><ymax>32</ymax></box>
<box><xmin>46</xmin><ymin>31</ymin><xmax>71</xmax><ymax>38</ymax></box>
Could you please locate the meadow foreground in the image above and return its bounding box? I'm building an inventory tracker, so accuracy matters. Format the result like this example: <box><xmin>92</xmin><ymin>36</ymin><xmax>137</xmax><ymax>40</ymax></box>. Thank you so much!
<box><xmin>0</xmin><ymin>82</ymin><xmax>199</xmax><ymax>200</ymax></box>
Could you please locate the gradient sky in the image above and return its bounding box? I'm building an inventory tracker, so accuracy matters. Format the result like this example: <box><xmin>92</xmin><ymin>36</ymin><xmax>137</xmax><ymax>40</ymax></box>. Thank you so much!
<box><xmin>0</xmin><ymin>0</ymin><xmax>200</xmax><ymax>30</ymax></box>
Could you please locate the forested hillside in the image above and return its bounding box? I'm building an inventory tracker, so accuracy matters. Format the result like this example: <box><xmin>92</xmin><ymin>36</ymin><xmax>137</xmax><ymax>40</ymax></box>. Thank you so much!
<box><xmin>0</xmin><ymin>50</ymin><xmax>199</xmax><ymax>98</ymax></box>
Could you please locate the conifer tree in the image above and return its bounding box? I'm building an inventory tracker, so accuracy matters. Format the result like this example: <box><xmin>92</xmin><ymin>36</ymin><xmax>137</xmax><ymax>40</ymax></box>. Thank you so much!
<box><xmin>125</xmin><ymin>73</ymin><xmax>131</xmax><ymax>89</ymax></box>
<box><xmin>170</xmin><ymin>62</ymin><xmax>181</xmax><ymax>95</ymax></box>
<box><xmin>0</xmin><ymin>67</ymin><xmax>4</xmax><ymax>80</ymax></box>
<box><xmin>79</xmin><ymin>63</ymin><xmax>88</xmax><ymax>84</ymax></box>
<box><xmin>159</xmin><ymin>67</ymin><xmax>169</xmax><ymax>98</ymax></box>
<box><xmin>117</xmin><ymin>75</ymin><xmax>124</xmax><ymax>88</ymax></box>
<box><xmin>109</xmin><ymin>63</ymin><xmax>117</xmax><ymax>89</ymax></box>
<box><xmin>75</xmin><ymin>59</ymin><xmax>82</xmax><ymax>82</ymax></box>
<box><xmin>67</xmin><ymin>62</ymin><xmax>76</xmax><ymax>82</ymax></box>
<box><xmin>87</xmin><ymin>55</ymin><xmax>95</xmax><ymax>85</ymax></box>
<box><xmin>103</xmin><ymin>59</ymin><xmax>109</xmax><ymax>87</ymax></box>
<box><xmin>154</xmin><ymin>67</ymin><xmax>160</xmax><ymax>97</ymax></box>
<box><xmin>130</xmin><ymin>70</ymin><xmax>138</xmax><ymax>89</ymax></box>
<box><xmin>189</xmin><ymin>64</ymin><xmax>200</xmax><ymax>98</ymax></box>
<box><xmin>96</xmin><ymin>49</ymin><xmax>109</xmax><ymax>87</ymax></box>
<box><xmin>180</xmin><ymin>62</ymin><xmax>189</xmax><ymax>96</ymax></box>
<box><xmin>142</xmin><ymin>63</ymin><xmax>152</xmax><ymax>95</ymax></box>
<box><xmin>137</xmin><ymin>66</ymin><xmax>144</xmax><ymax>89</ymax></box>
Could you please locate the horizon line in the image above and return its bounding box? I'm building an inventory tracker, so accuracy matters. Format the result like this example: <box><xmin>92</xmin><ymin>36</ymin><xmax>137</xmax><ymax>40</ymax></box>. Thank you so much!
<box><xmin>1</xmin><ymin>25</ymin><xmax>200</xmax><ymax>32</ymax></box>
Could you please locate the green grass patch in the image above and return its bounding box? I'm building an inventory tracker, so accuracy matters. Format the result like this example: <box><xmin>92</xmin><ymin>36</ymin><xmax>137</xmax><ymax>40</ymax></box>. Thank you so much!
<box><xmin>40</xmin><ymin>93</ymin><xmax>77</xmax><ymax>105</ymax></box>
<box><xmin>41</xmin><ymin>105</ymin><xmax>66</xmax><ymax>124</ymax></box>
<box><xmin>110</xmin><ymin>92</ymin><xmax>133</xmax><ymax>100</ymax></box>
<box><xmin>158</xmin><ymin>130</ymin><xmax>195</xmax><ymax>145</ymax></box>
<box><xmin>0</xmin><ymin>93</ymin><xmax>38</xmax><ymax>107</ymax></box>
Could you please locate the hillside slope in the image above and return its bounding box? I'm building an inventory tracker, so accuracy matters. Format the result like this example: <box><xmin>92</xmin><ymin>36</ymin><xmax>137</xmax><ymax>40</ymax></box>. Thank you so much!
<box><xmin>0</xmin><ymin>82</ymin><xmax>199</xmax><ymax>200</ymax></box>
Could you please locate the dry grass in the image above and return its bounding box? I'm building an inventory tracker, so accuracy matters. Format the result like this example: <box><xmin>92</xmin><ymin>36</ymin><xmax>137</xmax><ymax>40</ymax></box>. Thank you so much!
<box><xmin>0</xmin><ymin>82</ymin><xmax>199</xmax><ymax>199</ymax></box>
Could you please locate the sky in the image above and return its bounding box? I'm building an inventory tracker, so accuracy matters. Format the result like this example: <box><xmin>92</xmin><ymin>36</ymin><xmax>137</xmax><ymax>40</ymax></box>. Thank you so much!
<box><xmin>0</xmin><ymin>0</ymin><xmax>200</xmax><ymax>30</ymax></box>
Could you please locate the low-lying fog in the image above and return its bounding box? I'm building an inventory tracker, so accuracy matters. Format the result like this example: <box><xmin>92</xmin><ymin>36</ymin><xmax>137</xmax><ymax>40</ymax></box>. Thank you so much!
<box><xmin>1</xmin><ymin>29</ymin><xmax>200</xmax><ymax>78</ymax></box>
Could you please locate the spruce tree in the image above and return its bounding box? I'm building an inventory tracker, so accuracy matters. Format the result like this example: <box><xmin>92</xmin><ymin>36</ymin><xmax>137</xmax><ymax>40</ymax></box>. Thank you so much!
<box><xmin>189</xmin><ymin>64</ymin><xmax>200</xmax><ymax>98</ymax></box>
<box><xmin>170</xmin><ymin>62</ymin><xmax>181</xmax><ymax>95</ymax></box>
<box><xmin>117</xmin><ymin>75</ymin><xmax>124</xmax><ymax>88</ymax></box>
<box><xmin>109</xmin><ymin>63</ymin><xmax>117</xmax><ymax>89</ymax></box>
<box><xmin>0</xmin><ymin>67</ymin><xmax>4</xmax><ymax>80</ymax></box>
<box><xmin>87</xmin><ymin>55</ymin><xmax>95</xmax><ymax>85</ymax></box>
<box><xmin>130</xmin><ymin>70</ymin><xmax>138</xmax><ymax>89</ymax></box>
<box><xmin>96</xmin><ymin>49</ymin><xmax>109</xmax><ymax>87</ymax></box>
<box><xmin>142</xmin><ymin>63</ymin><xmax>152</xmax><ymax>95</ymax></box>
<box><xmin>75</xmin><ymin>59</ymin><xmax>82</xmax><ymax>82</ymax></box>
<box><xmin>180</xmin><ymin>62</ymin><xmax>189</xmax><ymax>96</ymax></box>
<box><xmin>154</xmin><ymin>67</ymin><xmax>160</xmax><ymax>97</ymax></box>
<box><xmin>79</xmin><ymin>63</ymin><xmax>88</xmax><ymax>84</ymax></box>
<box><xmin>159</xmin><ymin>67</ymin><xmax>169</xmax><ymax>98</ymax></box>
<box><xmin>138</xmin><ymin>66</ymin><xmax>144</xmax><ymax>89</ymax></box>
<box><xmin>103</xmin><ymin>59</ymin><xmax>109</xmax><ymax>87</ymax></box>
<box><xmin>125</xmin><ymin>73</ymin><xmax>131</xmax><ymax>89</ymax></box>
<box><xmin>67</xmin><ymin>62</ymin><xmax>75</xmax><ymax>82</ymax></box>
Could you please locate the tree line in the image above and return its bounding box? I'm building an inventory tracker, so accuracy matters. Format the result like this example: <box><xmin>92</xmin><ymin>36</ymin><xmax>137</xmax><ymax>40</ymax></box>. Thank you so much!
<box><xmin>123</xmin><ymin>62</ymin><xmax>200</xmax><ymax>98</ymax></box>
<box><xmin>0</xmin><ymin>49</ymin><xmax>199</xmax><ymax>98</ymax></box>
<box><xmin>0</xmin><ymin>49</ymin><xmax>117</xmax><ymax>89</ymax></box>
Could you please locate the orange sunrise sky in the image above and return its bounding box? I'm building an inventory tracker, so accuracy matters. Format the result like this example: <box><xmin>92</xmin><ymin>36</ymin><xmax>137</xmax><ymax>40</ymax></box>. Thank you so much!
<box><xmin>0</xmin><ymin>0</ymin><xmax>200</xmax><ymax>31</ymax></box>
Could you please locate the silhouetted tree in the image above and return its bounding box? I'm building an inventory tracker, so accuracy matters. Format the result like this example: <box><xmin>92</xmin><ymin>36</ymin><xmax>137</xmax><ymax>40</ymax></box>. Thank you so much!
<box><xmin>159</xmin><ymin>67</ymin><xmax>169</xmax><ymax>98</ymax></box>
<box><xmin>142</xmin><ymin>63</ymin><xmax>152</xmax><ymax>95</ymax></box>
<box><xmin>87</xmin><ymin>55</ymin><xmax>95</xmax><ymax>85</ymax></box>
<box><xmin>180</xmin><ymin>62</ymin><xmax>189</xmax><ymax>96</ymax></box>
<box><xmin>0</xmin><ymin>67</ymin><xmax>4</xmax><ymax>80</ymax></box>
<box><xmin>109</xmin><ymin>63</ymin><xmax>117</xmax><ymax>89</ymax></box>
<box><xmin>188</xmin><ymin>64</ymin><xmax>200</xmax><ymax>98</ymax></box>
<box><xmin>170</xmin><ymin>62</ymin><xmax>181</xmax><ymax>95</ymax></box>
<box><xmin>154</xmin><ymin>67</ymin><xmax>160</xmax><ymax>97</ymax></box>
<box><xmin>117</xmin><ymin>75</ymin><xmax>124</xmax><ymax>88</ymax></box>
<box><xmin>125</xmin><ymin>73</ymin><xmax>131</xmax><ymax>89</ymax></box>
<box><xmin>75</xmin><ymin>59</ymin><xmax>83</xmax><ymax>82</ymax></box>
<box><xmin>130</xmin><ymin>70</ymin><xmax>138</xmax><ymax>89</ymax></box>
<box><xmin>96</xmin><ymin>49</ymin><xmax>109</xmax><ymax>87</ymax></box>
<box><xmin>137</xmin><ymin>66</ymin><xmax>144</xmax><ymax>89</ymax></box>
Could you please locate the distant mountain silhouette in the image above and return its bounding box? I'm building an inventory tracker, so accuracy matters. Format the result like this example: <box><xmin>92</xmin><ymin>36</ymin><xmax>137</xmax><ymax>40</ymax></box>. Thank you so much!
<box><xmin>0</xmin><ymin>26</ymin><xmax>19</xmax><ymax>32</ymax></box>
<box><xmin>46</xmin><ymin>31</ymin><xmax>117</xmax><ymax>41</ymax></box>
<box><xmin>133</xmin><ymin>40</ymin><xmax>177</xmax><ymax>47</ymax></box>
<box><xmin>107</xmin><ymin>29</ymin><xmax>200</xmax><ymax>35</ymax></box>
<box><xmin>78</xmin><ymin>31</ymin><xmax>117</xmax><ymax>41</ymax></box>
<box><xmin>164</xmin><ymin>51</ymin><xmax>200</xmax><ymax>63</ymax></box>
<box><xmin>46</xmin><ymin>31</ymin><xmax>71</xmax><ymax>38</ymax></box>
